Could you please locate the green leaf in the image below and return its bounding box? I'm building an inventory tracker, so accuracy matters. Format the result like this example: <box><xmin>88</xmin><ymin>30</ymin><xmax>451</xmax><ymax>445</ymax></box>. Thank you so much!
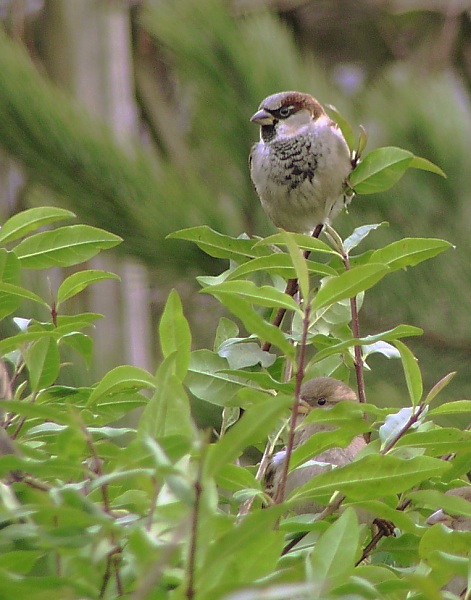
<box><xmin>409</xmin><ymin>155</ymin><xmax>446</xmax><ymax>178</ymax></box>
<box><xmin>214</xmin><ymin>317</ymin><xmax>239</xmax><ymax>350</ymax></box>
<box><xmin>395</xmin><ymin>428</ymin><xmax>471</xmax><ymax>454</ymax></box>
<box><xmin>429</xmin><ymin>400</ymin><xmax>471</xmax><ymax>416</ymax></box>
<box><xmin>205</xmin><ymin>392</ymin><xmax>292</xmax><ymax>476</ymax></box>
<box><xmin>280</xmin><ymin>230</ymin><xmax>309</xmax><ymax>300</ymax></box>
<box><xmin>186</xmin><ymin>349</ymin><xmax>257</xmax><ymax>406</ymax></box>
<box><xmin>138</xmin><ymin>354</ymin><xmax>194</xmax><ymax>440</ymax></box>
<box><xmin>218</xmin><ymin>341</ymin><xmax>275</xmax><ymax>369</ymax></box>
<box><xmin>60</xmin><ymin>332</ymin><xmax>94</xmax><ymax>367</ymax></box>
<box><xmin>255</xmin><ymin>232</ymin><xmax>336</xmax><ymax>255</ymax></box>
<box><xmin>311</xmin><ymin>264</ymin><xmax>389</xmax><ymax>312</ymax></box>
<box><xmin>13</xmin><ymin>225</ymin><xmax>122</xmax><ymax>269</ymax></box>
<box><xmin>290</xmin><ymin>454</ymin><xmax>450</xmax><ymax>503</ymax></box>
<box><xmin>409</xmin><ymin>489</ymin><xmax>471</xmax><ymax>521</ymax></box>
<box><xmin>159</xmin><ymin>289</ymin><xmax>191</xmax><ymax>380</ymax></box>
<box><xmin>23</xmin><ymin>335</ymin><xmax>60</xmax><ymax>391</ymax></box>
<box><xmin>197</xmin><ymin>506</ymin><xmax>286</xmax><ymax>596</ymax></box>
<box><xmin>0</xmin><ymin>206</ymin><xmax>75</xmax><ymax>244</ymax></box>
<box><xmin>311</xmin><ymin>324</ymin><xmax>422</xmax><ymax>364</ymax></box>
<box><xmin>425</xmin><ymin>372</ymin><xmax>456</xmax><ymax>405</ymax></box>
<box><xmin>393</xmin><ymin>340</ymin><xmax>423</xmax><ymax>405</ymax></box>
<box><xmin>88</xmin><ymin>365</ymin><xmax>156</xmax><ymax>406</ymax></box>
<box><xmin>202</xmin><ymin>280</ymin><xmax>302</xmax><ymax>313</ymax></box>
<box><xmin>310</xmin><ymin>508</ymin><xmax>359</xmax><ymax>588</ymax></box>
<box><xmin>0</xmin><ymin>282</ymin><xmax>49</xmax><ymax>308</ymax></box>
<box><xmin>0</xmin><ymin>249</ymin><xmax>21</xmax><ymax>319</ymax></box>
<box><xmin>56</xmin><ymin>270</ymin><xmax>120</xmax><ymax>306</ymax></box>
<box><xmin>226</xmin><ymin>254</ymin><xmax>337</xmax><ymax>281</ymax></box>
<box><xmin>212</xmin><ymin>294</ymin><xmax>295</xmax><ymax>357</ymax></box>
<box><xmin>325</xmin><ymin>104</ymin><xmax>356</xmax><ymax>151</ymax></box>
<box><xmin>216</xmin><ymin>463</ymin><xmax>261</xmax><ymax>492</ymax></box>
<box><xmin>343</xmin><ymin>223</ymin><xmax>387</xmax><ymax>253</ymax></box>
<box><xmin>370</xmin><ymin>238</ymin><xmax>453</xmax><ymax>271</ymax></box>
<box><xmin>349</xmin><ymin>146</ymin><xmax>414</xmax><ymax>194</ymax></box>
<box><xmin>168</xmin><ymin>226</ymin><xmax>270</xmax><ymax>261</ymax></box>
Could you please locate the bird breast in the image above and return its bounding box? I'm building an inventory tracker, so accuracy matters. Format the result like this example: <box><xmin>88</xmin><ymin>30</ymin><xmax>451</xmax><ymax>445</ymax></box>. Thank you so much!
<box><xmin>250</xmin><ymin>115</ymin><xmax>351</xmax><ymax>233</ymax></box>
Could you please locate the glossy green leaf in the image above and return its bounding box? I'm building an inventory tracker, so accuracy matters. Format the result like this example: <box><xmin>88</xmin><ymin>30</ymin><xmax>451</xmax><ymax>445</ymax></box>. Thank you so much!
<box><xmin>138</xmin><ymin>354</ymin><xmax>194</xmax><ymax>440</ymax></box>
<box><xmin>311</xmin><ymin>324</ymin><xmax>422</xmax><ymax>364</ymax></box>
<box><xmin>429</xmin><ymin>400</ymin><xmax>471</xmax><ymax>416</ymax></box>
<box><xmin>218</xmin><ymin>341</ymin><xmax>275</xmax><ymax>369</ymax></box>
<box><xmin>395</xmin><ymin>428</ymin><xmax>471</xmax><ymax>454</ymax></box>
<box><xmin>370</xmin><ymin>238</ymin><xmax>452</xmax><ymax>271</ymax></box>
<box><xmin>213</xmin><ymin>294</ymin><xmax>295</xmax><ymax>357</ymax></box>
<box><xmin>281</xmin><ymin>229</ymin><xmax>309</xmax><ymax>300</ymax></box>
<box><xmin>310</xmin><ymin>508</ymin><xmax>359</xmax><ymax>587</ymax></box>
<box><xmin>159</xmin><ymin>289</ymin><xmax>192</xmax><ymax>380</ymax></box>
<box><xmin>226</xmin><ymin>254</ymin><xmax>337</xmax><ymax>281</ymax></box>
<box><xmin>311</xmin><ymin>264</ymin><xmax>389</xmax><ymax>311</ymax></box>
<box><xmin>23</xmin><ymin>335</ymin><xmax>60</xmax><ymax>391</ymax></box>
<box><xmin>168</xmin><ymin>226</ymin><xmax>270</xmax><ymax>261</ymax></box>
<box><xmin>88</xmin><ymin>365</ymin><xmax>156</xmax><ymax>406</ymax></box>
<box><xmin>0</xmin><ymin>249</ymin><xmax>21</xmax><ymax>319</ymax></box>
<box><xmin>186</xmin><ymin>349</ymin><xmax>258</xmax><ymax>406</ymax></box>
<box><xmin>14</xmin><ymin>225</ymin><xmax>122</xmax><ymax>269</ymax></box>
<box><xmin>394</xmin><ymin>340</ymin><xmax>423</xmax><ymax>405</ymax></box>
<box><xmin>202</xmin><ymin>279</ymin><xmax>301</xmax><ymax>313</ymax></box>
<box><xmin>255</xmin><ymin>232</ymin><xmax>336</xmax><ymax>255</ymax></box>
<box><xmin>56</xmin><ymin>270</ymin><xmax>120</xmax><ymax>305</ymax></box>
<box><xmin>349</xmin><ymin>146</ymin><xmax>413</xmax><ymax>194</ymax></box>
<box><xmin>290</xmin><ymin>454</ymin><xmax>450</xmax><ymax>503</ymax></box>
<box><xmin>0</xmin><ymin>282</ymin><xmax>49</xmax><ymax>308</ymax></box>
<box><xmin>410</xmin><ymin>155</ymin><xmax>446</xmax><ymax>178</ymax></box>
<box><xmin>325</xmin><ymin>104</ymin><xmax>356</xmax><ymax>151</ymax></box>
<box><xmin>424</xmin><ymin>372</ymin><xmax>456</xmax><ymax>404</ymax></box>
<box><xmin>343</xmin><ymin>223</ymin><xmax>387</xmax><ymax>253</ymax></box>
<box><xmin>0</xmin><ymin>206</ymin><xmax>75</xmax><ymax>244</ymax></box>
<box><xmin>205</xmin><ymin>393</ymin><xmax>292</xmax><ymax>476</ymax></box>
<box><xmin>214</xmin><ymin>317</ymin><xmax>239</xmax><ymax>350</ymax></box>
<box><xmin>60</xmin><ymin>332</ymin><xmax>94</xmax><ymax>367</ymax></box>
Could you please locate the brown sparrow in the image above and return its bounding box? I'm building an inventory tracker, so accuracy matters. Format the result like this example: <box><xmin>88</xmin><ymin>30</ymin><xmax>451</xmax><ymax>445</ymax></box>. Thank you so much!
<box><xmin>249</xmin><ymin>92</ymin><xmax>353</xmax><ymax>233</ymax></box>
<box><xmin>266</xmin><ymin>377</ymin><xmax>365</xmax><ymax>514</ymax></box>
<box><xmin>426</xmin><ymin>486</ymin><xmax>471</xmax><ymax>531</ymax></box>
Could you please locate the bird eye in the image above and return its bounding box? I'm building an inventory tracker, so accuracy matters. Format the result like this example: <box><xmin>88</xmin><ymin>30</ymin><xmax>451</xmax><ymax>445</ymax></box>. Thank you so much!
<box><xmin>279</xmin><ymin>106</ymin><xmax>291</xmax><ymax>117</ymax></box>
<box><xmin>317</xmin><ymin>397</ymin><xmax>327</xmax><ymax>406</ymax></box>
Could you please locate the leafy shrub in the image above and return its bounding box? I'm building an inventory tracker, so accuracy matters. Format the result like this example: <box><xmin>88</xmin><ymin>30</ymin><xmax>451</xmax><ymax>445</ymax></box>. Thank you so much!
<box><xmin>0</xmin><ymin>144</ymin><xmax>470</xmax><ymax>599</ymax></box>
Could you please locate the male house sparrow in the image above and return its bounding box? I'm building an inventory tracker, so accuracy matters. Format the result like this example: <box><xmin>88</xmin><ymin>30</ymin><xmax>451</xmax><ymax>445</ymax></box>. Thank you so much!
<box><xmin>266</xmin><ymin>377</ymin><xmax>365</xmax><ymax>514</ymax></box>
<box><xmin>249</xmin><ymin>92</ymin><xmax>353</xmax><ymax>233</ymax></box>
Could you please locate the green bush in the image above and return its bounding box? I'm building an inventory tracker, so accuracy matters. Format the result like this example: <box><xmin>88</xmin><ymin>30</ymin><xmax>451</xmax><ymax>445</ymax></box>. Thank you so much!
<box><xmin>0</xmin><ymin>145</ymin><xmax>470</xmax><ymax>599</ymax></box>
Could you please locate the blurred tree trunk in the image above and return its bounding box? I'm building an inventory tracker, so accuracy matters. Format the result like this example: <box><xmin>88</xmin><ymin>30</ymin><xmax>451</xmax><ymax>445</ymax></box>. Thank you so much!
<box><xmin>39</xmin><ymin>0</ymin><xmax>153</xmax><ymax>376</ymax></box>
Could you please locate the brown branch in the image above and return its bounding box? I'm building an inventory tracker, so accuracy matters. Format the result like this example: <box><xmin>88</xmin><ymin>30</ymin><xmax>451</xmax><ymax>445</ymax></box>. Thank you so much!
<box><xmin>186</xmin><ymin>437</ymin><xmax>208</xmax><ymax>600</ymax></box>
<box><xmin>341</xmin><ymin>252</ymin><xmax>366</xmax><ymax>406</ymax></box>
<box><xmin>273</xmin><ymin>304</ymin><xmax>311</xmax><ymax>505</ymax></box>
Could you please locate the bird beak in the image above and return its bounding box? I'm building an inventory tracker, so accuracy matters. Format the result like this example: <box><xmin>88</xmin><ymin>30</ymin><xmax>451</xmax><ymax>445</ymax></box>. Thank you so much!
<box><xmin>296</xmin><ymin>399</ymin><xmax>311</xmax><ymax>414</ymax></box>
<box><xmin>426</xmin><ymin>508</ymin><xmax>453</xmax><ymax>527</ymax></box>
<box><xmin>250</xmin><ymin>109</ymin><xmax>274</xmax><ymax>126</ymax></box>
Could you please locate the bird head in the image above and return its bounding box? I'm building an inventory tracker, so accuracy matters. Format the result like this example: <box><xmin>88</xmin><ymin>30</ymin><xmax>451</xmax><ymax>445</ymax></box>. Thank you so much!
<box><xmin>250</xmin><ymin>91</ymin><xmax>326</xmax><ymax>142</ymax></box>
<box><xmin>297</xmin><ymin>377</ymin><xmax>357</xmax><ymax>415</ymax></box>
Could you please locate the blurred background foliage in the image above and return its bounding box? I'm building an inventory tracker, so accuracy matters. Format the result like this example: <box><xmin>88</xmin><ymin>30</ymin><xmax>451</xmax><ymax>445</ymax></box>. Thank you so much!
<box><xmin>0</xmin><ymin>0</ymin><xmax>470</xmax><ymax>408</ymax></box>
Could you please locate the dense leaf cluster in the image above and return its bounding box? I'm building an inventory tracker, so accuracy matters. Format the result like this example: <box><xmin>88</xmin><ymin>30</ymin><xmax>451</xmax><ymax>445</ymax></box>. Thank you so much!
<box><xmin>0</xmin><ymin>191</ymin><xmax>470</xmax><ymax>599</ymax></box>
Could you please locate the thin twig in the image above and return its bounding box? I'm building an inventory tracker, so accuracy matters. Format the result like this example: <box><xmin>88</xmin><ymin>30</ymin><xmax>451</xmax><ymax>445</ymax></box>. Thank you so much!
<box><xmin>186</xmin><ymin>437</ymin><xmax>208</xmax><ymax>600</ymax></box>
<box><xmin>341</xmin><ymin>252</ymin><xmax>366</xmax><ymax>405</ymax></box>
<box><xmin>262</xmin><ymin>224</ymin><xmax>323</xmax><ymax>352</ymax></box>
<box><xmin>273</xmin><ymin>305</ymin><xmax>311</xmax><ymax>505</ymax></box>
